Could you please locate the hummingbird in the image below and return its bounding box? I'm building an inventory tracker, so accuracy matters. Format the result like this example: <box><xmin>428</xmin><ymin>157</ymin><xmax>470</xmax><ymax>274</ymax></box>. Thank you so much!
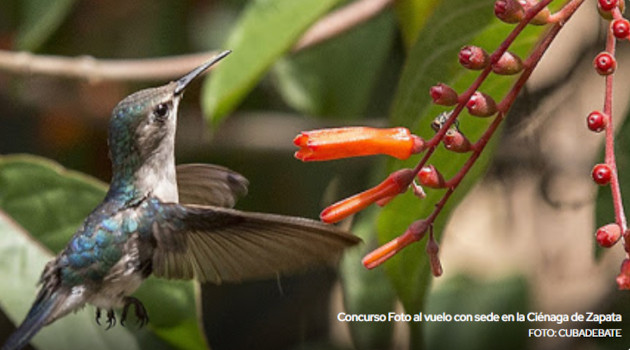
<box><xmin>2</xmin><ymin>50</ymin><xmax>360</xmax><ymax>350</ymax></box>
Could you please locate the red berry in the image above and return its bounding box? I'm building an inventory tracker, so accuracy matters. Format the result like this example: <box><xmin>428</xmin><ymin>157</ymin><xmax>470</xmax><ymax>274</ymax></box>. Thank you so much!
<box><xmin>596</xmin><ymin>223</ymin><xmax>622</xmax><ymax>247</ymax></box>
<box><xmin>586</xmin><ymin>111</ymin><xmax>609</xmax><ymax>132</ymax></box>
<box><xmin>612</xmin><ymin>19</ymin><xmax>630</xmax><ymax>39</ymax></box>
<box><xmin>594</xmin><ymin>52</ymin><xmax>617</xmax><ymax>75</ymax></box>
<box><xmin>599</xmin><ymin>0</ymin><xmax>625</xmax><ymax>19</ymax></box>
<box><xmin>592</xmin><ymin>163</ymin><xmax>612</xmax><ymax>185</ymax></box>
<box><xmin>599</xmin><ymin>0</ymin><xmax>618</xmax><ymax>11</ymax></box>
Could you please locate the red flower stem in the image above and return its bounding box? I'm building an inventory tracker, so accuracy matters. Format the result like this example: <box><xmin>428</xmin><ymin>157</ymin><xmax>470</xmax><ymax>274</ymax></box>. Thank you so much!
<box><xmin>428</xmin><ymin>0</ymin><xmax>584</xmax><ymax>223</ymax></box>
<box><xmin>612</xmin><ymin>7</ymin><xmax>624</xmax><ymax>21</ymax></box>
<box><xmin>601</xmin><ymin>22</ymin><xmax>629</xmax><ymax>250</ymax></box>
<box><xmin>548</xmin><ymin>0</ymin><xmax>585</xmax><ymax>24</ymax></box>
<box><xmin>430</xmin><ymin>113</ymin><xmax>505</xmax><ymax>223</ymax></box>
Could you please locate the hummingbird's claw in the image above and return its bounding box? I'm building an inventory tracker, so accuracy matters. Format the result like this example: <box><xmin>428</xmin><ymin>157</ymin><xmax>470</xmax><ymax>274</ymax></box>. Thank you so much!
<box><xmin>95</xmin><ymin>307</ymin><xmax>102</xmax><ymax>325</ymax></box>
<box><xmin>121</xmin><ymin>296</ymin><xmax>149</xmax><ymax>328</ymax></box>
<box><xmin>105</xmin><ymin>309</ymin><xmax>116</xmax><ymax>330</ymax></box>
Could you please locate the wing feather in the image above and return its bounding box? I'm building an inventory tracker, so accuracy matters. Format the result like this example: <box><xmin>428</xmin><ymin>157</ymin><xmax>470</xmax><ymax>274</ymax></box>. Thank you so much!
<box><xmin>176</xmin><ymin>164</ymin><xmax>248</xmax><ymax>207</ymax></box>
<box><xmin>151</xmin><ymin>204</ymin><xmax>360</xmax><ymax>284</ymax></box>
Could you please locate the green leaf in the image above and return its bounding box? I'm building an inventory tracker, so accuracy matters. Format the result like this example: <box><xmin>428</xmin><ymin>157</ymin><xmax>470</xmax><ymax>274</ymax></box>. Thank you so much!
<box><xmin>17</xmin><ymin>0</ymin><xmax>77</xmax><ymax>51</ymax></box>
<box><xmin>134</xmin><ymin>279</ymin><xmax>207</xmax><ymax>350</ymax></box>
<box><xmin>0</xmin><ymin>155</ymin><xmax>207</xmax><ymax>350</ymax></box>
<box><xmin>377</xmin><ymin>0</ymin><xmax>556</xmax><ymax>337</ymax></box>
<box><xmin>393</xmin><ymin>0</ymin><xmax>442</xmax><ymax>49</ymax></box>
<box><xmin>273</xmin><ymin>10</ymin><xmax>395</xmax><ymax>119</ymax></box>
<box><xmin>424</xmin><ymin>275</ymin><xmax>529</xmax><ymax>350</ymax></box>
<box><xmin>0</xmin><ymin>154</ymin><xmax>106</xmax><ymax>252</ymax></box>
<box><xmin>0</xmin><ymin>212</ymin><xmax>144</xmax><ymax>350</ymax></box>
<box><xmin>340</xmin><ymin>209</ymin><xmax>396</xmax><ymax>350</ymax></box>
<box><xmin>201</xmin><ymin>0</ymin><xmax>343</xmax><ymax>125</ymax></box>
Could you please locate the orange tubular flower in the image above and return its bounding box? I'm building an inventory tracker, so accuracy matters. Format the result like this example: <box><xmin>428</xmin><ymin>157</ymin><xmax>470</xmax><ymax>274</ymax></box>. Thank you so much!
<box><xmin>320</xmin><ymin>169</ymin><xmax>415</xmax><ymax>223</ymax></box>
<box><xmin>294</xmin><ymin>127</ymin><xmax>424</xmax><ymax>161</ymax></box>
<box><xmin>362</xmin><ymin>220</ymin><xmax>429</xmax><ymax>269</ymax></box>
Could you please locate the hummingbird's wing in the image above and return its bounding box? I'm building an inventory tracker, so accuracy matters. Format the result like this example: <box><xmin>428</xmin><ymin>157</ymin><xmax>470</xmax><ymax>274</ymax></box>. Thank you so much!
<box><xmin>150</xmin><ymin>203</ymin><xmax>360</xmax><ymax>284</ymax></box>
<box><xmin>176</xmin><ymin>164</ymin><xmax>248</xmax><ymax>208</ymax></box>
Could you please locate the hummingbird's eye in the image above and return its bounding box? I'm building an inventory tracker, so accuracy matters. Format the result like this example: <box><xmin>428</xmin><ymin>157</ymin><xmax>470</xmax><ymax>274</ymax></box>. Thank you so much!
<box><xmin>153</xmin><ymin>103</ymin><xmax>170</xmax><ymax>121</ymax></box>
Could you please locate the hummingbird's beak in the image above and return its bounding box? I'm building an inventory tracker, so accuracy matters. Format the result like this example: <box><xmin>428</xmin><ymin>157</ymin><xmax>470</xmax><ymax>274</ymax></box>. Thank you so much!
<box><xmin>174</xmin><ymin>50</ymin><xmax>231</xmax><ymax>95</ymax></box>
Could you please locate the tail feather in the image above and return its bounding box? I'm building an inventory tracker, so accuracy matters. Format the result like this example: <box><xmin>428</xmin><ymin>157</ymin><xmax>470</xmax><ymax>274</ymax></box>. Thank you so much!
<box><xmin>2</xmin><ymin>292</ymin><xmax>61</xmax><ymax>350</ymax></box>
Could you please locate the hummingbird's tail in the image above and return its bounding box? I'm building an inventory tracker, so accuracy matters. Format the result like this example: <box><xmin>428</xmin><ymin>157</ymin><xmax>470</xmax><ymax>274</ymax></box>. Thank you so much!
<box><xmin>2</xmin><ymin>291</ymin><xmax>63</xmax><ymax>350</ymax></box>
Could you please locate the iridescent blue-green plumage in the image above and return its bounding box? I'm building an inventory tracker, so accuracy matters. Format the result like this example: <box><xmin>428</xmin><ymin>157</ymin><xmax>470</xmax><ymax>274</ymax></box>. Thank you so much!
<box><xmin>2</xmin><ymin>51</ymin><xmax>359</xmax><ymax>350</ymax></box>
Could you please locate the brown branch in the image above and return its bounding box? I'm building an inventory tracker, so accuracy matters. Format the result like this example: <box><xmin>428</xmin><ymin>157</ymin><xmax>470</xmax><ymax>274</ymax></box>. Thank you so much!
<box><xmin>0</xmin><ymin>51</ymin><xmax>222</xmax><ymax>83</ymax></box>
<box><xmin>0</xmin><ymin>0</ymin><xmax>393</xmax><ymax>82</ymax></box>
<box><xmin>292</xmin><ymin>0</ymin><xmax>395</xmax><ymax>52</ymax></box>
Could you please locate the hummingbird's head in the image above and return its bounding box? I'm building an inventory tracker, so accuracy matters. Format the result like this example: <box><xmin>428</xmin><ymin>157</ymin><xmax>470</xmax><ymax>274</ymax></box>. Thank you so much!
<box><xmin>107</xmin><ymin>51</ymin><xmax>230</xmax><ymax>170</ymax></box>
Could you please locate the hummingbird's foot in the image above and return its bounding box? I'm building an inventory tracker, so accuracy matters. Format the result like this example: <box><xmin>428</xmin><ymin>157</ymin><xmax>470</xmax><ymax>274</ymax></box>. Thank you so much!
<box><xmin>95</xmin><ymin>307</ymin><xmax>117</xmax><ymax>329</ymax></box>
<box><xmin>121</xmin><ymin>296</ymin><xmax>149</xmax><ymax>328</ymax></box>
<box><xmin>95</xmin><ymin>307</ymin><xmax>102</xmax><ymax>325</ymax></box>
<box><xmin>105</xmin><ymin>309</ymin><xmax>116</xmax><ymax>330</ymax></box>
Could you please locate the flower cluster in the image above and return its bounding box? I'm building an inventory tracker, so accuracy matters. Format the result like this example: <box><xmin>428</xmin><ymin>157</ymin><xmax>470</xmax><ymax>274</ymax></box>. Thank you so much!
<box><xmin>291</xmin><ymin>0</ymin><xmax>597</xmax><ymax>280</ymax></box>
<box><xmin>587</xmin><ymin>0</ymin><xmax>630</xmax><ymax>290</ymax></box>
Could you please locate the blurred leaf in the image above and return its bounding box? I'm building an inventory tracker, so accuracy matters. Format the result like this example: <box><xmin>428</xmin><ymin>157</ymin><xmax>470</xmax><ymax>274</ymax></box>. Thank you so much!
<box><xmin>376</xmin><ymin>0</ymin><xmax>556</xmax><ymax>342</ymax></box>
<box><xmin>0</xmin><ymin>212</ymin><xmax>144</xmax><ymax>350</ymax></box>
<box><xmin>394</xmin><ymin>0</ymin><xmax>442</xmax><ymax>49</ymax></box>
<box><xmin>340</xmin><ymin>208</ymin><xmax>396</xmax><ymax>350</ymax></box>
<box><xmin>134</xmin><ymin>279</ymin><xmax>207</xmax><ymax>350</ymax></box>
<box><xmin>202</xmin><ymin>0</ymin><xmax>342</xmax><ymax>125</ymax></box>
<box><xmin>0</xmin><ymin>155</ymin><xmax>207</xmax><ymax>350</ymax></box>
<box><xmin>424</xmin><ymin>275</ymin><xmax>529</xmax><ymax>350</ymax></box>
<box><xmin>273</xmin><ymin>10</ymin><xmax>395</xmax><ymax>119</ymax></box>
<box><xmin>17</xmin><ymin>0</ymin><xmax>76</xmax><ymax>51</ymax></box>
<box><xmin>0</xmin><ymin>154</ymin><xmax>105</xmax><ymax>251</ymax></box>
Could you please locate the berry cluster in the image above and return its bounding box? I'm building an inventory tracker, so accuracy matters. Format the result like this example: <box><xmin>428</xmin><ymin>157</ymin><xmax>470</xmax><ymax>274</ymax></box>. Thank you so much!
<box><xmin>589</xmin><ymin>0</ymin><xmax>630</xmax><ymax>289</ymax></box>
<box><xmin>292</xmin><ymin>0</ymin><xmax>630</xmax><ymax>286</ymax></box>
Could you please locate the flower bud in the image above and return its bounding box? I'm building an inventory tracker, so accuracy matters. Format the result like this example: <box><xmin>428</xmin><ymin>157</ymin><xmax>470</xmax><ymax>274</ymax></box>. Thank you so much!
<box><xmin>492</xmin><ymin>51</ymin><xmax>524</xmax><ymax>75</ymax></box>
<box><xmin>444</xmin><ymin>129</ymin><xmax>473</xmax><ymax>153</ymax></box>
<box><xmin>362</xmin><ymin>219</ymin><xmax>429</xmax><ymax>269</ymax></box>
<box><xmin>418</xmin><ymin>165</ymin><xmax>446</xmax><ymax>188</ymax></box>
<box><xmin>519</xmin><ymin>0</ymin><xmax>551</xmax><ymax>25</ymax></box>
<box><xmin>466</xmin><ymin>91</ymin><xmax>498</xmax><ymax>117</ymax></box>
<box><xmin>430</xmin><ymin>83</ymin><xmax>459</xmax><ymax>106</ymax></box>
<box><xmin>426</xmin><ymin>231</ymin><xmax>443</xmax><ymax>277</ymax></box>
<box><xmin>596</xmin><ymin>223</ymin><xmax>622</xmax><ymax>247</ymax></box>
<box><xmin>320</xmin><ymin>169</ymin><xmax>415</xmax><ymax>223</ymax></box>
<box><xmin>495</xmin><ymin>0</ymin><xmax>525</xmax><ymax>23</ymax></box>
<box><xmin>459</xmin><ymin>46</ymin><xmax>489</xmax><ymax>70</ymax></box>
